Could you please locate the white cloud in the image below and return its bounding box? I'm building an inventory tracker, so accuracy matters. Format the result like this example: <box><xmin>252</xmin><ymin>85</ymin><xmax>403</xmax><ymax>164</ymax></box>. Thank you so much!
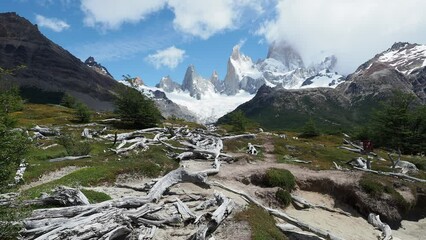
<box><xmin>81</xmin><ymin>0</ymin><xmax>167</xmax><ymax>30</ymax></box>
<box><xmin>35</xmin><ymin>14</ymin><xmax>70</xmax><ymax>32</ymax></box>
<box><xmin>258</xmin><ymin>0</ymin><xmax>426</xmax><ymax>74</ymax></box>
<box><xmin>80</xmin><ymin>0</ymin><xmax>265</xmax><ymax>38</ymax></box>
<box><xmin>145</xmin><ymin>46</ymin><xmax>186</xmax><ymax>69</ymax></box>
<box><xmin>168</xmin><ymin>0</ymin><xmax>263</xmax><ymax>39</ymax></box>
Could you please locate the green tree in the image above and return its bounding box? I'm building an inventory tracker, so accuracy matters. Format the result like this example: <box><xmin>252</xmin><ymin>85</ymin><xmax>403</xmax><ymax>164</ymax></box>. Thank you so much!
<box><xmin>299</xmin><ymin>118</ymin><xmax>320</xmax><ymax>138</ymax></box>
<box><xmin>74</xmin><ymin>102</ymin><xmax>92</xmax><ymax>123</ymax></box>
<box><xmin>0</xmin><ymin>68</ymin><xmax>28</xmax><ymax>192</ymax></box>
<box><xmin>228</xmin><ymin>110</ymin><xmax>249</xmax><ymax>132</ymax></box>
<box><xmin>114</xmin><ymin>86</ymin><xmax>162</xmax><ymax>128</ymax></box>
<box><xmin>61</xmin><ymin>93</ymin><xmax>77</xmax><ymax>108</ymax></box>
<box><xmin>369</xmin><ymin>91</ymin><xmax>426</xmax><ymax>153</ymax></box>
<box><xmin>371</xmin><ymin>92</ymin><xmax>414</xmax><ymax>152</ymax></box>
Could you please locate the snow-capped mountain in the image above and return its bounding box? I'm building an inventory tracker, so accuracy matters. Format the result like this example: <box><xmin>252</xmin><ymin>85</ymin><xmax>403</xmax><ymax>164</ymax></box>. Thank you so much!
<box><xmin>354</xmin><ymin>42</ymin><xmax>426</xmax><ymax>76</ymax></box>
<box><xmin>84</xmin><ymin>56</ymin><xmax>113</xmax><ymax>78</ymax></box>
<box><xmin>181</xmin><ymin>65</ymin><xmax>217</xmax><ymax>99</ymax></box>
<box><xmin>130</xmin><ymin>42</ymin><xmax>345</xmax><ymax>123</ymax></box>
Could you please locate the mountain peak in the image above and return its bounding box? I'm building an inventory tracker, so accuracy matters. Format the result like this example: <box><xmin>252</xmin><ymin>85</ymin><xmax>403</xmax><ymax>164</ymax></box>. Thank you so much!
<box><xmin>84</xmin><ymin>56</ymin><xmax>113</xmax><ymax>78</ymax></box>
<box><xmin>267</xmin><ymin>41</ymin><xmax>304</xmax><ymax>71</ymax></box>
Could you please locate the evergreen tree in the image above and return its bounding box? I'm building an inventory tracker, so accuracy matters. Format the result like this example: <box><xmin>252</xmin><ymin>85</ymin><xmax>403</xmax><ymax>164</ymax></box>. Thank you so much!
<box><xmin>0</xmin><ymin>68</ymin><xmax>29</xmax><ymax>193</ymax></box>
<box><xmin>370</xmin><ymin>91</ymin><xmax>426</xmax><ymax>153</ymax></box>
<box><xmin>228</xmin><ymin>110</ymin><xmax>249</xmax><ymax>132</ymax></box>
<box><xmin>300</xmin><ymin>118</ymin><xmax>320</xmax><ymax>138</ymax></box>
<box><xmin>114</xmin><ymin>86</ymin><xmax>162</xmax><ymax>128</ymax></box>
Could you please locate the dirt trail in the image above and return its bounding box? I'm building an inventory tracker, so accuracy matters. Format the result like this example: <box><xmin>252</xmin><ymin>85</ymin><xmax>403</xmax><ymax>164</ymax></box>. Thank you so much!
<box><xmin>20</xmin><ymin>166</ymin><xmax>85</xmax><ymax>191</ymax></box>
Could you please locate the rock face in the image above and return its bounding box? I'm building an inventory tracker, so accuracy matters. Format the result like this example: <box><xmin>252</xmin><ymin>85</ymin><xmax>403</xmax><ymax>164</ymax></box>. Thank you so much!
<box><xmin>84</xmin><ymin>56</ymin><xmax>113</xmax><ymax>78</ymax></box>
<box><xmin>124</xmin><ymin>78</ymin><xmax>197</xmax><ymax>122</ymax></box>
<box><xmin>181</xmin><ymin>65</ymin><xmax>216</xmax><ymax>99</ymax></box>
<box><xmin>219</xmin><ymin>42</ymin><xmax>426</xmax><ymax>130</ymax></box>
<box><xmin>0</xmin><ymin>12</ymin><xmax>123</xmax><ymax>110</ymax></box>
<box><xmin>155</xmin><ymin>76</ymin><xmax>181</xmax><ymax>93</ymax></box>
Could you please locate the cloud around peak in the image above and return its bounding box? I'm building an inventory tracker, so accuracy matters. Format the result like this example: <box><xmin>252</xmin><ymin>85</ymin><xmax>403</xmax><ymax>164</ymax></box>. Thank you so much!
<box><xmin>145</xmin><ymin>46</ymin><xmax>186</xmax><ymax>69</ymax></box>
<box><xmin>257</xmin><ymin>0</ymin><xmax>426</xmax><ymax>74</ymax></box>
<box><xmin>35</xmin><ymin>14</ymin><xmax>70</xmax><ymax>32</ymax></box>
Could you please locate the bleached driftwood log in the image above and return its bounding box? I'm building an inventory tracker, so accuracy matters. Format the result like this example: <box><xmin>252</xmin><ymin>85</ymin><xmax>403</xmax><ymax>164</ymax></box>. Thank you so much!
<box><xmin>388</xmin><ymin>152</ymin><xmax>418</xmax><ymax>174</ymax></box>
<box><xmin>101</xmin><ymin>127</ymin><xmax>166</xmax><ymax>141</ymax></box>
<box><xmin>211</xmin><ymin>182</ymin><xmax>345</xmax><ymax>240</ymax></box>
<box><xmin>276</xmin><ymin>223</ymin><xmax>323</xmax><ymax>240</ymax></box>
<box><xmin>247</xmin><ymin>143</ymin><xmax>258</xmax><ymax>155</ymax></box>
<box><xmin>41</xmin><ymin>143</ymin><xmax>58</xmax><ymax>150</ymax></box>
<box><xmin>192</xmin><ymin>192</ymin><xmax>234</xmax><ymax>240</ymax></box>
<box><xmin>353</xmin><ymin>167</ymin><xmax>426</xmax><ymax>183</ymax></box>
<box><xmin>14</xmin><ymin>161</ymin><xmax>27</xmax><ymax>183</ymax></box>
<box><xmin>112</xmin><ymin>140</ymin><xmax>147</xmax><ymax>154</ymax></box>
<box><xmin>368</xmin><ymin>213</ymin><xmax>392</xmax><ymax>240</ymax></box>
<box><xmin>21</xmin><ymin>168</ymin><xmax>211</xmax><ymax>239</ymax></box>
<box><xmin>339</xmin><ymin>146</ymin><xmax>362</xmax><ymax>153</ymax></box>
<box><xmin>24</xmin><ymin>186</ymin><xmax>90</xmax><ymax>207</ymax></box>
<box><xmin>347</xmin><ymin>157</ymin><xmax>368</xmax><ymax>169</ymax></box>
<box><xmin>221</xmin><ymin>133</ymin><xmax>256</xmax><ymax>140</ymax></box>
<box><xmin>48</xmin><ymin>155</ymin><xmax>91</xmax><ymax>163</ymax></box>
<box><xmin>31</xmin><ymin>125</ymin><xmax>60</xmax><ymax>136</ymax></box>
<box><xmin>81</xmin><ymin>128</ymin><xmax>92</xmax><ymax>139</ymax></box>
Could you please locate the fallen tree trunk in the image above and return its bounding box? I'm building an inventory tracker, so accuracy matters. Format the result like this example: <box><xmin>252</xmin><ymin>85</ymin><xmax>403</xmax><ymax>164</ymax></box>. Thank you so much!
<box><xmin>22</xmin><ymin>168</ymin><xmax>212</xmax><ymax>239</ymax></box>
<box><xmin>353</xmin><ymin>167</ymin><xmax>426</xmax><ymax>183</ymax></box>
<box><xmin>48</xmin><ymin>155</ymin><xmax>91</xmax><ymax>163</ymax></box>
<box><xmin>221</xmin><ymin>134</ymin><xmax>256</xmax><ymax>140</ymax></box>
<box><xmin>192</xmin><ymin>193</ymin><xmax>234</xmax><ymax>240</ymax></box>
<box><xmin>368</xmin><ymin>213</ymin><xmax>392</xmax><ymax>240</ymax></box>
<box><xmin>23</xmin><ymin>186</ymin><xmax>90</xmax><ymax>207</ymax></box>
<box><xmin>211</xmin><ymin>182</ymin><xmax>345</xmax><ymax>240</ymax></box>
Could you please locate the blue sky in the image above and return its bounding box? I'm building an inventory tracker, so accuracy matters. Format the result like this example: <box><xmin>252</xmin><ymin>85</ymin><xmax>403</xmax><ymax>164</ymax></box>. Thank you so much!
<box><xmin>3</xmin><ymin>0</ymin><xmax>426</xmax><ymax>86</ymax></box>
<box><xmin>2</xmin><ymin>0</ymin><xmax>271</xmax><ymax>86</ymax></box>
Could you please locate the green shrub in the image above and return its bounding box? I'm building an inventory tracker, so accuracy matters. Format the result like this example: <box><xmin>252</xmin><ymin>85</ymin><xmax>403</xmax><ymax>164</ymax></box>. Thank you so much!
<box><xmin>360</xmin><ymin>178</ymin><xmax>384</xmax><ymax>197</ymax></box>
<box><xmin>80</xmin><ymin>189</ymin><xmax>112</xmax><ymax>203</ymax></box>
<box><xmin>299</xmin><ymin>118</ymin><xmax>320</xmax><ymax>138</ymax></box>
<box><xmin>57</xmin><ymin>134</ymin><xmax>92</xmax><ymax>156</ymax></box>
<box><xmin>276</xmin><ymin>188</ymin><xmax>292</xmax><ymax>207</ymax></box>
<box><xmin>264</xmin><ymin>168</ymin><xmax>296</xmax><ymax>191</ymax></box>
<box><xmin>60</xmin><ymin>93</ymin><xmax>77</xmax><ymax>108</ymax></box>
<box><xmin>74</xmin><ymin>102</ymin><xmax>91</xmax><ymax>123</ymax></box>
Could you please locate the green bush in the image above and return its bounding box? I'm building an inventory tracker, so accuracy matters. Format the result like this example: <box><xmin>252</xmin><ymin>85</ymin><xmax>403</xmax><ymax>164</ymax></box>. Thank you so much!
<box><xmin>74</xmin><ymin>102</ymin><xmax>91</xmax><ymax>123</ymax></box>
<box><xmin>360</xmin><ymin>178</ymin><xmax>384</xmax><ymax>197</ymax></box>
<box><xmin>276</xmin><ymin>188</ymin><xmax>292</xmax><ymax>207</ymax></box>
<box><xmin>58</xmin><ymin>134</ymin><xmax>92</xmax><ymax>156</ymax></box>
<box><xmin>264</xmin><ymin>168</ymin><xmax>296</xmax><ymax>191</ymax></box>
<box><xmin>60</xmin><ymin>93</ymin><xmax>77</xmax><ymax>108</ymax></box>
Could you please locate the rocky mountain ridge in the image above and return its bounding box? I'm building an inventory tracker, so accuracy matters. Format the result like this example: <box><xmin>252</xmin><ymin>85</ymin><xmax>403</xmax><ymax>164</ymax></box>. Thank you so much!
<box><xmin>220</xmin><ymin>42</ymin><xmax>426</xmax><ymax>130</ymax></box>
<box><xmin>0</xmin><ymin>12</ymin><xmax>121</xmax><ymax>110</ymax></box>
<box><xmin>153</xmin><ymin>41</ymin><xmax>344</xmax><ymax>100</ymax></box>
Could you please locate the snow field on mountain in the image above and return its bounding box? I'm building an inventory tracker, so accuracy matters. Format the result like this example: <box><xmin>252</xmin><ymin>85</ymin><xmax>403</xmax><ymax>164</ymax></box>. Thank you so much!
<box><xmin>166</xmin><ymin>89</ymin><xmax>254</xmax><ymax>124</ymax></box>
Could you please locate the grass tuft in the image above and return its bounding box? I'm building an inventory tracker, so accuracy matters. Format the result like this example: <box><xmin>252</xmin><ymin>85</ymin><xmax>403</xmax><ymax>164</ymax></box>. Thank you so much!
<box><xmin>80</xmin><ymin>189</ymin><xmax>112</xmax><ymax>203</ymax></box>
<box><xmin>235</xmin><ymin>204</ymin><xmax>288</xmax><ymax>240</ymax></box>
<box><xmin>264</xmin><ymin>168</ymin><xmax>296</xmax><ymax>191</ymax></box>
